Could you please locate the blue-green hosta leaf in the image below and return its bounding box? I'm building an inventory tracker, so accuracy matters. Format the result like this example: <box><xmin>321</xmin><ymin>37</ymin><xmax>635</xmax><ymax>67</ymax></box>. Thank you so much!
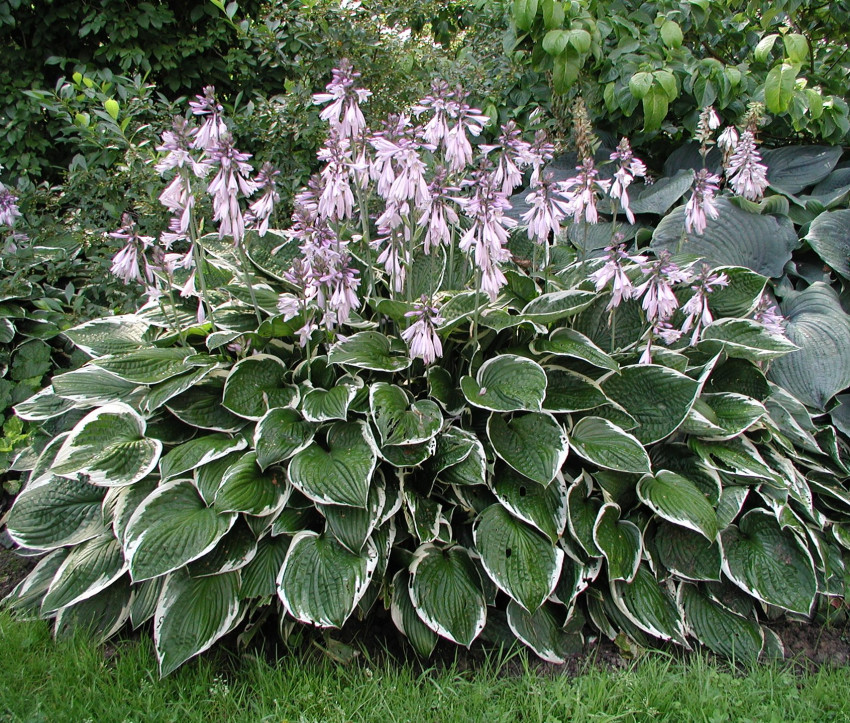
<box><xmin>720</xmin><ymin>509</ymin><xmax>817</xmax><ymax>614</ymax></box>
<box><xmin>124</xmin><ymin>480</ymin><xmax>237</xmax><ymax>582</ymax></box>
<box><xmin>707</xmin><ymin>267</ymin><xmax>768</xmax><ymax>318</ymax></box>
<box><xmin>520</xmin><ymin>289</ymin><xmax>596</xmax><ymax>323</ymax></box>
<box><xmin>569</xmin><ymin>417</ymin><xmax>651</xmax><ymax>474</ymax></box>
<box><xmin>474</xmin><ymin>504</ymin><xmax>564</xmax><ymax>612</ymax></box>
<box><xmin>53</xmin><ymin>577</ymin><xmax>132</xmax><ymax>645</ymax></box>
<box><xmin>651</xmin><ymin>198</ymin><xmax>798</xmax><ymax>278</ymax></box>
<box><xmin>320</xmin><ymin>480</ymin><xmax>385</xmax><ymax>554</ymax></box>
<box><xmin>681</xmin><ymin>393</ymin><xmax>766</xmax><ymax>440</ymax></box>
<box><xmin>155</xmin><ymin>568</ymin><xmax>242</xmax><ymax>677</ymax></box>
<box><xmin>628</xmin><ymin>170</ymin><xmax>694</xmax><ymax>215</ymax></box>
<box><xmin>492</xmin><ymin>466</ymin><xmax>567</xmax><ymax>543</ymax></box>
<box><xmin>277</xmin><ymin>531</ymin><xmax>378</xmax><ymax>628</ymax></box>
<box><xmin>637</xmin><ymin>471</ymin><xmax>718</xmax><ymax>540</ymax></box>
<box><xmin>41</xmin><ymin>533</ymin><xmax>127</xmax><ymax>613</ymax></box>
<box><xmin>14</xmin><ymin>387</ymin><xmax>76</xmax><ymax>421</ymax></box>
<box><xmin>769</xmin><ymin>283</ymin><xmax>850</xmax><ymax>410</ymax></box>
<box><xmin>92</xmin><ymin>348</ymin><xmax>202</xmax><ymax>384</ymax></box>
<box><xmin>160</xmin><ymin>434</ymin><xmax>248</xmax><ymax>481</ymax></box>
<box><xmin>6</xmin><ymin>475</ymin><xmax>106</xmax><ymax>550</ymax></box>
<box><xmin>328</xmin><ymin>331</ymin><xmax>412</xmax><ymax>371</ymax></box>
<box><xmin>214</xmin><ymin>452</ymin><xmax>289</xmax><ymax>517</ymax></box>
<box><xmin>507</xmin><ymin>600</ymin><xmax>581</xmax><ymax>664</ymax></box>
<box><xmin>700</xmin><ymin>319</ymin><xmax>798</xmax><ymax>362</ymax></box>
<box><xmin>653</xmin><ymin>521</ymin><xmax>722</xmax><ymax>580</ymax></box>
<box><xmin>593</xmin><ymin>503</ymin><xmax>642</xmax><ymax>582</ymax></box>
<box><xmin>390</xmin><ymin>569</ymin><xmax>438</xmax><ymax>658</ymax></box>
<box><xmin>601</xmin><ymin>365</ymin><xmax>700</xmax><ymax>444</ymax></box>
<box><xmin>64</xmin><ymin>315</ymin><xmax>150</xmax><ymax>357</ymax></box>
<box><xmin>51</xmin><ymin>366</ymin><xmax>141</xmax><ymax>406</ymax></box>
<box><xmin>222</xmin><ymin>355</ymin><xmax>298</xmax><ymax>420</ymax></box>
<box><xmin>763</xmin><ymin>145</ymin><xmax>842</xmax><ymax>195</ymax></box>
<box><xmin>289</xmin><ymin>421</ymin><xmax>378</xmax><ymax>508</ymax></box>
<box><xmin>141</xmin><ymin>364</ymin><xmax>220</xmax><ymax>413</ymax></box>
<box><xmin>166</xmin><ymin>381</ymin><xmax>246</xmax><ymax>433</ymax></box>
<box><xmin>186</xmin><ymin>518</ymin><xmax>258</xmax><ymax>577</ymax></box>
<box><xmin>301</xmin><ymin>381</ymin><xmax>360</xmax><ymax>423</ymax></box>
<box><xmin>370</xmin><ymin>383</ymin><xmax>443</xmax><ymax>446</ymax></box>
<box><xmin>542</xmin><ymin>367</ymin><xmax>609</xmax><ymax>413</ymax></box>
<box><xmin>530</xmin><ymin>328</ymin><xmax>619</xmax><ymax>372</ymax></box>
<box><xmin>254</xmin><ymin>408</ymin><xmax>316</xmax><ymax>471</ymax></box>
<box><xmin>610</xmin><ymin>564</ymin><xmax>687</xmax><ymax>644</ymax></box>
<box><xmin>50</xmin><ymin>403</ymin><xmax>161</xmax><ymax>487</ymax></box>
<box><xmin>240</xmin><ymin>536</ymin><xmax>290</xmax><ymax>599</ymax></box>
<box><xmin>409</xmin><ymin>544</ymin><xmax>486</xmax><ymax>646</ymax></box>
<box><xmin>460</xmin><ymin>355</ymin><xmax>547</xmax><ymax>412</ymax></box>
<box><xmin>805</xmin><ymin>209</ymin><xmax>850</xmax><ymax>279</ymax></box>
<box><xmin>566</xmin><ymin>475</ymin><xmax>603</xmax><ymax>557</ymax></box>
<box><xmin>678</xmin><ymin>584</ymin><xmax>762</xmax><ymax>662</ymax></box>
<box><xmin>487</xmin><ymin>412</ymin><xmax>568</xmax><ymax>486</ymax></box>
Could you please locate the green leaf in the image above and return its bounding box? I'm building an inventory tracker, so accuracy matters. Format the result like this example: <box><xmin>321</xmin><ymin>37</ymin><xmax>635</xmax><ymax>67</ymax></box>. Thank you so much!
<box><xmin>707</xmin><ymin>266</ymin><xmax>768</xmax><ymax>318</ymax></box>
<box><xmin>520</xmin><ymin>289</ymin><xmax>595</xmax><ymax>323</ymax></box>
<box><xmin>659</xmin><ymin>20</ymin><xmax>683</xmax><ymax>48</ymax></box>
<box><xmin>141</xmin><ymin>365</ymin><xmax>219</xmax><ymax>413</ymax></box>
<box><xmin>214</xmin><ymin>452</ymin><xmax>288</xmax><ymax>516</ymax></box>
<box><xmin>166</xmin><ymin>381</ymin><xmax>245</xmax><ymax>433</ymax></box>
<box><xmin>566</xmin><ymin>476</ymin><xmax>602</xmax><ymax>556</ymax></box>
<box><xmin>320</xmin><ymin>480</ymin><xmax>385</xmax><ymax>553</ymax></box>
<box><xmin>552</xmin><ymin>52</ymin><xmax>580</xmax><ymax>93</ymax></box>
<box><xmin>654</xmin><ymin>521</ymin><xmax>722</xmax><ymax>580</ymax></box>
<box><xmin>51</xmin><ymin>366</ymin><xmax>140</xmax><ymax>406</ymax></box>
<box><xmin>764</xmin><ymin>62</ymin><xmax>798</xmax><ymax>114</ymax></box>
<box><xmin>678</xmin><ymin>584</ymin><xmax>762</xmax><ymax>662</ymax></box>
<box><xmin>475</xmin><ymin>504</ymin><xmax>564</xmax><ymax>611</ymax></box>
<box><xmin>637</xmin><ymin>471</ymin><xmax>717</xmax><ymax>540</ymax></box>
<box><xmin>14</xmin><ymin>387</ymin><xmax>76</xmax><ymax>421</ymax></box>
<box><xmin>763</xmin><ymin>145</ymin><xmax>842</xmax><ymax>195</ymax></box>
<box><xmin>254</xmin><ymin>408</ymin><xmax>315</xmax><ymax>470</ymax></box>
<box><xmin>531</xmin><ymin>328</ymin><xmax>619</xmax><ymax>372</ymax></box>
<box><xmin>437</xmin><ymin>430</ymin><xmax>487</xmax><ymax>487</ymax></box>
<box><xmin>41</xmin><ymin>533</ymin><xmax>127</xmax><ymax>613</ymax></box>
<box><xmin>628</xmin><ymin>71</ymin><xmax>653</xmax><ymax>99</ymax></box>
<box><xmin>690</xmin><ymin>437</ymin><xmax>775</xmax><ymax>481</ymax></box>
<box><xmin>720</xmin><ymin>509</ymin><xmax>817</xmax><ymax>614</ymax></box>
<box><xmin>542</xmin><ymin>367</ymin><xmax>609</xmax><ymax>413</ymax></box>
<box><xmin>53</xmin><ymin>577</ymin><xmax>132</xmax><ymax>645</ymax></box>
<box><xmin>427</xmin><ymin>366</ymin><xmax>465</xmax><ymax>415</ymax></box>
<box><xmin>700</xmin><ymin>319</ymin><xmax>798</xmax><ymax>363</ymax></box>
<box><xmin>512</xmin><ymin>0</ymin><xmax>539</xmax><ymax>30</ymax></box>
<box><xmin>155</xmin><ymin>569</ymin><xmax>242</xmax><ymax>676</ymax></box>
<box><xmin>409</xmin><ymin>544</ymin><xmax>486</xmax><ymax>646</ymax></box>
<box><xmin>681</xmin><ymin>393</ymin><xmax>765</xmax><ymax>439</ymax></box>
<box><xmin>754</xmin><ymin>34</ymin><xmax>779</xmax><ymax>63</ymax></box>
<box><xmin>159</xmin><ymin>434</ymin><xmax>247</xmax><ymax>481</ymax></box>
<box><xmin>244</xmin><ymin>229</ymin><xmax>300</xmax><ymax>282</ymax></box>
<box><xmin>328</xmin><ymin>331</ymin><xmax>412</xmax><ymax>372</ymax></box>
<box><xmin>542</xmin><ymin>0</ymin><xmax>564</xmax><ymax>29</ymax></box>
<box><xmin>642</xmin><ymin>86</ymin><xmax>669</xmax><ymax>132</ymax></box>
<box><xmin>50</xmin><ymin>403</ymin><xmax>161</xmax><ymax>487</ymax></box>
<box><xmin>783</xmin><ymin>33</ymin><xmax>808</xmax><ymax>63</ymax></box>
<box><xmin>628</xmin><ymin>171</ymin><xmax>694</xmax><ymax>216</ymax></box>
<box><xmin>125</xmin><ymin>480</ymin><xmax>236</xmax><ymax>582</ymax></box>
<box><xmin>92</xmin><ymin>348</ymin><xmax>200</xmax><ymax>384</ymax></box>
<box><xmin>64</xmin><ymin>315</ymin><xmax>150</xmax><ymax>356</ymax></box>
<box><xmin>593</xmin><ymin>503</ymin><xmax>642</xmax><ymax>582</ymax></box>
<box><xmin>10</xmin><ymin>340</ymin><xmax>51</xmax><ymax>382</ymax></box>
<box><xmin>570</xmin><ymin>417</ymin><xmax>651</xmax><ymax>474</ymax></box>
<box><xmin>187</xmin><ymin>518</ymin><xmax>257</xmax><ymax>577</ymax></box>
<box><xmin>301</xmin><ymin>382</ymin><xmax>359</xmax><ymax>423</ymax></box>
<box><xmin>288</xmin><ymin>421</ymin><xmax>377</xmax><ymax>507</ymax></box>
<box><xmin>460</xmin><ymin>355</ymin><xmax>547</xmax><ymax>412</ymax></box>
<box><xmin>222</xmin><ymin>355</ymin><xmax>298</xmax><ymax>420</ymax></box>
<box><xmin>492</xmin><ymin>465</ymin><xmax>567</xmax><ymax>543</ymax></box>
<box><xmin>278</xmin><ymin>531</ymin><xmax>377</xmax><ymax>628</ymax></box>
<box><xmin>487</xmin><ymin>412</ymin><xmax>568</xmax><ymax>485</ymax></box>
<box><xmin>391</xmin><ymin>569</ymin><xmax>438</xmax><ymax>657</ymax></box>
<box><xmin>601</xmin><ymin>365</ymin><xmax>699</xmax><ymax>444</ymax></box>
<box><xmin>805</xmin><ymin>209</ymin><xmax>850</xmax><ymax>279</ymax></box>
<box><xmin>768</xmin><ymin>283</ymin><xmax>850</xmax><ymax>409</ymax></box>
<box><xmin>542</xmin><ymin>29</ymin><xmax>569</xmax><ymax>56</ymax></box>
<box><xmin>507</xmin><ymin>600</ymin><xmax>580</xmax><ymax>663</ymax></box>
<box><xmin>429</xmin><ymin>426</ymin><xmax>477</xmax><ymax>475</ymax></box>
<box><xmin>240</xmin><ymin>536</ymin><xmax>291</xmax><ymax>599</ymax></box>
<box><xmin>3</xmin><ymin>550</ymin><xmax>69</xmax><ymax>615</ymax></box>
<box><xmin>370</xmin><ymin>383</ymin><xmax>442</xmax><ymax>447</ymax></box>
<box><xmin>611</xmin><ymin>564</ymin><xmax>686</xmax><ymax>643</ymax></box>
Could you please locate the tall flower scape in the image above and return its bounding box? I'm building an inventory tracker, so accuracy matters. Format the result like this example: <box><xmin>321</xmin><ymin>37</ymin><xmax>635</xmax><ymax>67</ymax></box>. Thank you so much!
<box><xmin>11</xmin><ymin>62</ymin><xmax>845</xmax><ymax>679</ymax></box>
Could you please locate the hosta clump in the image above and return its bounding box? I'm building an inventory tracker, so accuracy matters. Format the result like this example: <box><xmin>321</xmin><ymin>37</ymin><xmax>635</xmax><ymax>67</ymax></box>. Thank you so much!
<box><xmin>4</xmin><ymin>67</ymin><xmax>850</xmax><ymax>676</ymax></box>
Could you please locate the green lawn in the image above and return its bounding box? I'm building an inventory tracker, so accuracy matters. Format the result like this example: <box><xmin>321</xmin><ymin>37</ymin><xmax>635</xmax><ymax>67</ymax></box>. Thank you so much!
<box><xmin>1</xmin><ymin>612</ymin><xmax>849</xmax><ymax>722</ymax></box>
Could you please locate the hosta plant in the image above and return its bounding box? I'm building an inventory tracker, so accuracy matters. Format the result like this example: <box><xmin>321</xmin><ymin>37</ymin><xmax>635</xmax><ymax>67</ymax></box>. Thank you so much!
<box><xmin>4</xmin><ymin>65</ymin><xmax>850</xmax><ymax>676</ymax></box>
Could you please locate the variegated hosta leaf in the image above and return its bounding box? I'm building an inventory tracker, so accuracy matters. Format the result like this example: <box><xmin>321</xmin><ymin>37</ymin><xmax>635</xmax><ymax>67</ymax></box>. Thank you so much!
<box><xmin>487</xmin><ymin>412</ymin><xmax>568</xmax><ymax>486</ymax></box>
<box><xmin>222</xmin><ymin>355</ymin><xmax>299</xmax><ymax>420</ymax></box>
<box><xmin>51</xmin><ymin>366</ymin><xmax>140</xmax><ymax>405</ymax></box>
<box><xmin>706</xmin><ymin>266</ymin><xmax>768</xmax><ymax>319</ymax></box>
<box><xmin>401</xmin><ymin>482</ymin><xmax>445</xmax><ymax>544</ymax></box>
<box><xmin>700</xmin><ymin>319</ymin><xmax>799</xmax><ymax>362</ymax></box>
<box><xmin>379</xmin><ymin>438</ymin><xmax>436</xmax><ymax>468</ymax></box>
<box><xmin>474</xmin><ymin>504</ymin><xmax>564</xmax><ymax>612</ymax></box>
<box><xmin>491</xmin><ymin>466</ymin><xmax>567</xmax><ymax>543</ymax></box>
<box><xmin>187</xmin><ymin>519</ymin><xmax>258</xmax><ymax>577</ymax></box>
<box><xmin>14</xmin><ymin>387</ymin><xmax>76</xmax><ymax>421</ymax></box>
<box><xmin>679</xmin><ymin>584</ymin><xmax>762</xmax><ymax>663</ymax></box>
<box><xmin>254</xmin><ymin>408</ymin><xmax>316</xmax><ymax>471</ymax></box>
<box><xmin>600</xmin><ymin>364</ymin><xmax>699</xmax><ymax>444</ymax></box>
<box><xmin>301</xmin><ymin>381</ymin><xmax>359</xmax><ymax>423</ymax></box>
<box><xmin>321</xmin><ymin>479</ymin><xmax>386</xmax><ymax>553</ymax></box>
<box><xmin>64</xmin><ymin>315</ymin><xmax>150</xmax><ymax>356</ymax></box>
<box><xmin>6</xmin><ymin>475</ymin><xmax>106</xmax><ymax>550</ymax></box>
<box><xmin>610</xmin><ymin>564</ymin><xmax>687</xmax><ymax>645</ymax></box>
<box><xmin>507</xmin><ymin>600</ymin><xmax>581</xmax><ymax>664</ymax></box>
<box><xmin>214</xmin><ymin>452</ymin><xmax>289</xmax><ymax>517</ymax></box>
<box><xmin>637</xmin><ymin>471</ymin><xmax>718</xmax><ymax>540</ymax></box>
<box><xmin>542</xmin><ymin>367</ymin><xmax>609</xmax><ymax>413</ymax></box>
<box><xmin>429</xmin><ymin>427</ymin><xmax>477</xmax><ymax>475</ymax></box>
<box><xmin>390</xmin><ymin>569</ymin><xmax>438</xmax><ymax>658</ymax></box>
<box><xmin>460</xmin><ymin>355</ymin><xmax>548</xmax><ymax>412</ymax></box>
<box><xmin>51</xmin><ymin>403</ymin><xmax>161</xmax><ymax>487</ymax></box>
<box><xmin>288</xmin><ymin>421</ymin><xmax>378</xmax><ymax>508</ymax></box>
<box><xmin>680</xmin><ymin>393</ymin><xmax>766</xmax><ymax>440</ymax></box>
<box><xmin>370</xmin><ymin>382</ymin><xmax>443</xmax><ymax>446</ymax></box>
<box><xmin>41</xmin><ymin>533</ymin><xmax>127</xmax><ymax>613</ymax></box>
<box><xmin>720</xmin><ymin>509</ymin><xmax>817</xmax><ymax>615</ymax></box>
<box><xmin>566</xmin><ymin>476</ymin><xmax>603</xmax><ymax>557</ymax></box>
<box><xmin>277</xmin><ymin>531</ymin><xmax>378</xmax><ymax>628</ymax></box>
<box><xmin>141</xmin><ymin>365</ymin><xmax>219</xmax><ymax>413</ymax></box>
<box><xmin>409</xmin><ymin>544</ymin><xmax>486</xmax><ymax>647</ymax></box>
<box><xmin>124</xmin><ymin>480</ymin><xmax>237</xmax><ymax>582</ymax></box>
<box><xmin>129</xmin><ymin>578</ymin><xmax>164</xmax><ymax>629</ymax></box>
<box><xmin>530</xmin><ymin>328</ymin><xmax>620</xmax><ymax>372</ymax></box>
<box><xmin>437</xmin><ymin>430</ymin><xmax>487</xmax><ymax>486</ymax></box>
<box><xmin>3</xmin><ymin>549</ymin><xmax>69</xmax><ymax>615</ymax></box>
<box><xmin>653</xmin><ymin>522</ymin><xmax>722</xmax><ymax>581</ymax></box>
<box><xmin>53</xmin><ymin>576</ymin><xmax>133</xmax><ymax>645</ymax></box>
<box><xmin>569</xmin><ymin>417</ymin><xmax>651</xmax><ymax>474</ymax></box>
<box><xmin>593</xmin><ymin>503</ymin><xmax>642</xmax><ymax>582</ymax></box>
<box><xmin>155</xmin><ymin>568</ymin><xmax>243</xmax><ymax>677</ymax></box>
<box><xmin>427</xmin><ymin>366</ymin><xmax>465</xmax><ymax>415</ymax></box>
<box><xmin>92</xmin><ymin>348</ymin><xmax>203</xmax><ymax>384</ymax></box>
<box><xmin>166</xmin><ymin>381</ymin><xmax>246</xmax><ymax>433</ymax></box>
<box><xmin>240</xmin><ymin>536</ymin><xmax>291</xmax><ymax>600</ymax></box>
<box><xmin>689</xmin><ymin>436</ymin><xmax>776</xmax><ymax>481</ymax></box>
<box><xmin>160</xmin><ymin>433</ymin><xmax>248</xmax><ymax>482</ymax></box>
<box><xmin>520</xmin><ymin>289</ymin><xmax>596</xmax><ymax>323</ymax></box>
<box><xmin>327</xmin><ymin>331</ymin><xmax>413</xmax><ymax>371</ymax></box>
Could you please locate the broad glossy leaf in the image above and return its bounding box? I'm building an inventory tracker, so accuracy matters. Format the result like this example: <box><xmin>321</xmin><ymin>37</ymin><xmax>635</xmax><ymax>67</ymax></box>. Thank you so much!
<box><xmin>409</xmin><ymin>544</ymin><xmax>486</xmax><ymax>647</ymax></box>
<box><xmin>689</xmin><ymin>437</ymin><xmax>776</xmax><ymax>481</ymax></box>
<box><xmin>542</xmin><ymin>367</ymin><xmax>609</xmax><ymax>413</ymax></box>
<box><xmin>460</xmin><ymin>355</ymin><xmax>547</xmax><ymax>412</ymax></box>
<box><xmin>427</xmin><ymin>366</ymin><xmax>465</xmax><ymax>415</ymax></box>
<box><xmin>487</xmin><ymin>412</ymin><xmax>568</xmax><ymax>485</ymax></box>
<box><xmin>610</xmin><ymin>565</ymin><xmax>687</xmax><ymax>645</ymax></box>
<box><xmin>93</xmin><ymin>348</ymin><xmax>201</xmax><ymax>384</ymax></box>
<box><xmin>370</xmin><ymin>383</ymin><xmax>442</xmax><ymax>446</ymax></box>
<box><xmin>700</xmin><ymin>319</ymin><xmax>798</xmax><ymax>362</ymax></box>
<box><xmin>628</xmin><ymin>170</ymin><xmax>693</xmax><ymax>215</ymax></box>
<box><xmin>223</xmin><ymin>355</ymin><xmax>298</xmax><ymax>420</ymax></box>
<box><xmin>566</xmin><ymin>476</ymin><xmax>602</xmax><ymax>556</ymax></box>
<box><xmin>64</xmin><ymin>315</ymin><xmax>150</xmax><ymax>356</ymax></box>
<box><xmin>678</xmin><ymin>584</ymin><xmax>761</xmax><ymax>662</ymax></box>
<box><xmin>429</xmin><ymin>427</ymin><xmax>477</xmax><ymax>475</ymax></box>
<box><xmin>160</xmin><ymin>434</ymin><xmax>247</xmax><ymax>481</ymax></box>
<box><xmin>520</xmin><ymin>290</ymin><xmax>595</xmax><ymax>323</ymax></box>
<box><xmin>681</xmin><ymin>393</ymin><xmax>766</xmax><ymax>440</ymax></box>
<box><xmin>155</xmin><ymin>568</ymin><xmax>242</xmax><ymax>676</ymax></box>
<box><xmin>637</xmin><ymin>471</ymin><xmax>717</xmax><ymax>540</ymax></box>
<box><xmin>129</xmin><ymin>578</ymin><xmax>163</xmax><ymax>629</ymax></box>
<box><xmin>707</xmin><ymin>266</ymin><xmax>768</xmax><ymax>318</ymax></box>
<box><xmin>593</xmin><ymin>503</ymin><xmax>642</xmax><ymax>582</ymax></box>
<box><xmin>492</xmin><ymin>465</ymin><xmax>567</xmax><ymax>543</ymax></box>
<box><xmin>215</xmin><ymin>452</ymin><xmax>288</xmax><ymax>516</ymax></box>
<box><xmin>14</xmin><ymin>387</ymin><xmax>76</xmax><ymax>421</ymax></box>
<box><xmin>288</xmin><ymin>421</ymin><xmax>378</xmax><ymax>507</ymax></box>
<box><xmin>2</xmin><ymin>550</ymin><xmax>69</xmax><ymax>615</ymax></box>
<box><xmin>328</xmin><ymin>331</ymin><xmax>412</xmax><ymax>371</ymax></box>
<box><xmin>569</xmin><ymin>417</ymin><xmax>651</xmax><ymax>474</ymax></box>
<box><xmin>141</xmin><ymin>365</ymin><xmax>219</xmax><ymax>413</ymax></box>
<box><xmin>240</xmin><ymin>536</ymin><xmax>291</xmax><ymax>599</ymax></box>
<box><xmin>186</xmin><ymin>518</ymin><xmax>258</xmax><ymax>577</ymax></box>
<box><xmin>507</xmin><ymin>600</ymin><xmax>580</xmax><ymax>663</ymax></box>
<box><xmin>763</xmin><ymin>145</ymin><xmax>842</xmax><ymax>195</ymax></box>
<box><xmin>52</xmin><ymin>366</ymin><xmax>140</xmax><ymax>405</ymax></box>
<box><xmin>721</xmin><ymin>510</ymin><xmax>816</xmax><ymax>614</ymax></box>
<box><xmin>653</xmin><ymin>522</ymin><xmax>722</xmax><ymax>580</ymax></box>
<box><xmin>320</xmin><ymin>480</ymin><xmax>385</xmax><ymax>553</ymax></box>
<box><xmin>531</xmin><ymin>328</ymin><xmax>619</xmax><ymax>372</ymax></box>
<box><xmin>391</xmin><ymin>569</ymin><xmax>438</xmax><ymax>657</ymax></box>
<box><xmin>54</xmin><ymin>577</ymin><xmax>132</xmax><ymax>645</ymax></box>
<box><xmin>166</xmin><ymin>381</ymin><xmax>245</xmax><ymax>433</ymax></box>
<box><xmin>301</xmin><ymin>382</ymin><xmax>359</xmax><ymax>423</ymax></box>
<box><xmin>438</xmin><ymin>431</ymin><xmax>487</xmax><ymax>487</ymax></box>
<box><xmin>254</xmin><ymin>408</ymin><xmax>315</xmax><ymax>470</ymax></box>
<box><xmin>277</xmin><ymin>531</ymin><xmax>377</xmax><ymax>628</ymax></box>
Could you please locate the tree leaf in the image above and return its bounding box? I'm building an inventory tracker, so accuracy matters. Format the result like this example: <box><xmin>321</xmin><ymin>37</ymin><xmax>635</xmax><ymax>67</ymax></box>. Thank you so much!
<box><xmin>764</xmin><ymin>62</ymin><xmax>798</xmax><ymax>114</ymax></box>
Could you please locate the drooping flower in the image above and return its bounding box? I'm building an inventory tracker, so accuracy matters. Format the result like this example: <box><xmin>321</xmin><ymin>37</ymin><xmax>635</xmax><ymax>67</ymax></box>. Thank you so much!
<box><xmin>247</xmin><ymin>162</ymin><xmax>280</xmax><ymax>236</ymax></box>
<box><xmin>680</xmin><ymin>263</ymin><xmax>729</xmax><ymax>344</ymax></box>
<box><xmin>312</xmin><ymin>59</ymin><xmax>371</xmax><ymax>140</ymax></box>
<box><xmin>640</xmin><ymin>320</ymin><xmax>684</xmax><ymax>364</ymax></box>
<box><xmin>418</xmin><ymin>167</ymin><xmax>460</xmax><ymax>254</ymax></box>
<box><xmin>559</xmin><ymin>158</ymin><xmax>612</xmax><ymax>225</ymax></box>
<box><xmin>694</xmin><ymin>106</ymin><xmax>721</xmax><ymax>150</ymax></box>
<box><xmin>109</xmin><ymin>214</ymin><xmax>156</xmax><ymax>285</ymax></box>
<box><xmin>189</xmin><ymin>86</ymin><xmax>227</xmax><ymax>152</ymax></box>
<box><xmin>0</xmin><ymin>187</ymin><xmax>21</xmax><ymax>228</ymax></box>
<box><xmin>609</xmin><ymin>138</ymin><xmax>646</xmax><ymax>224</ymax></box>
<box><xmin>480</xmin><ymin>121</ymin><xmax>534</xmax><ymax>196</ymax></box>
<box><xmin>725</xmin><ymin>130</ymin><xmax>769</xmax><ymax>201</ymax></box>
<box><xmin>401</xmin><ymin>297</ymin><xmax>445</xmax><ymax>365</ymax></box>
<box><xmin>317</xmin><ymin>131</ymin><xmax>357</xmax><ymax>222</ymax></box>
<box><xmin>206</xmin><ymin>135</ymin><xmax>257</xmax><ymax>245</ymax></box>
<box><xmin>717</xmin><ymin>126</ymin><xmax>739</xmax><ymax>155</ymax></box>
<box><xmin>684</xmin><ymin>168</ymin><xmax>722</xmax><ymax>235</ymax></box>
<box><xmin>444</xmin><ymin>90</ymin><xmax>490</xmax><ymax>173</ymax></box>
<box><xmin>752</xmin><ymin>292</ymin><xmax>787</xmax><ymax>337</ymax></box>
<box><xmin>155</xmin><ymin>116</ymin><xmax>207</xmax><ymax>177</ymax></box>
<box><xmin>522</xmin><ymin>171</ymin><xmax>570</xmax><ymax>244</ymax></box>
<box><xmin>413</xmin><ymin>80</ymin><xmax>455</xmax><ymax>147</ymax></box>
<box><xmin>635</xmin><ymin>251</ymin><xmax>691</xmax><ymax>323</ymax></box>
<box><xmin>528</xmin><ymin>128</ymin><xmax>555</xmax><ymax>183</ymax></box>
<box><xmin>589</xmin><ymin>240</ymin><xmax>647</xmax><ymax>310</ymax></box>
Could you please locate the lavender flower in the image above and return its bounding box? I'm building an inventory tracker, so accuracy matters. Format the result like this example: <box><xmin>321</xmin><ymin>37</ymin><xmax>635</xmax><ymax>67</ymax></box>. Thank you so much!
<box><xmin>402</xmin><ymin>297</ymin><xmax>445</xmax><ymax>364</ymax></box>
<box><xmin>444</xmin><ymin>91</ymin><xmax>490</xmax><ymax>173</ymax></box>
<box><xmin>752</xmin><ymin>292</ymin><xmax>787</xmax><ymax>336</ymax></box>
<box><xmin>317</xmin><ymin>131</ymin><xmax>356</xmax><ymax>221</ymax></box>
<box><xmin>0</xmin><ymin>187</ymin><xmax>21</xmax><ymax>228</ymax></box>
<box><xmin>685</xmin><ymin>169</ymin><xmax>722</xmax><ymax>235</ymax></box>
<box><xmin>522</xmin><ymin>171</ymin><xmax>570</xmax><ymax>244</ymax></box>
<box><xmin>413</xmin><ymin>80</ymin><xmax>455</xmax><ymax>147</ymax></box>
<box><xmin>559</xmin><ymin>158</ymin><xmax>611</xmax><ymax>225</ymax></box>
<box><xmin>609</xmin><ymin>138</ymin><xmax>646</xmax><ymax>224</ymax></box>
<box><xmin>206</xmin><ymin>136</ymin><xmax>257</xmax><ymax>245</ymax></box>
<box><xmin>589</xmin><ymin>241</ymin><xmax>647</xmax><ymax>310</ymax></box>
<box><xmin>480</xmin><ymin>121</ymin><xmax>534</xmax><ymax>196</ymax></box>
<box><xmin>155</xmin><ymin>116</ymin><xmax>206</xmax><ymax>177</ymax></box>
<box><xmin>189</xmin><ymin>87</ymin><xmax>227</xmax><ymax>152</ymax></box>
<box><xmin>635</xmin><ymin>251</ymin><xmax>691</xmax><ymax>323</ymax></box>
<box><xmin>109</xmin><ymin>214</ymin><xmax>156</xmax><ymax>285</ymax></box>
<box><xmin>694</xmin><ymin>106</ymin><xmax>721</xmax><ymax>148</ymax></box>
<box><xmin>312</xmin><ymin>59</ymin><xmax>371</xmax><ymax>140</ymax></box>
<box><xmin>418</xmin><ymin>168</ymin><xmax>460</xmax><ymax>254</ymax></box>
<box><xmin>725</xmin><ymin>130</ymin><xmax>769</xmax><ymax>201</ymax></box>
<box><xmin>680</xmin><ymin>264</ymin><xmax>729</xmax><ymax>344</ymax></box>
<box><xmin>247</xmin><ymin>162</ymin><xmax>280</xmax><ymax>236</ymax></box>
<box><xmin>640</xmin><ymin>320</ymin><xmax>683</xmax><ymax>364</ymax></box>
